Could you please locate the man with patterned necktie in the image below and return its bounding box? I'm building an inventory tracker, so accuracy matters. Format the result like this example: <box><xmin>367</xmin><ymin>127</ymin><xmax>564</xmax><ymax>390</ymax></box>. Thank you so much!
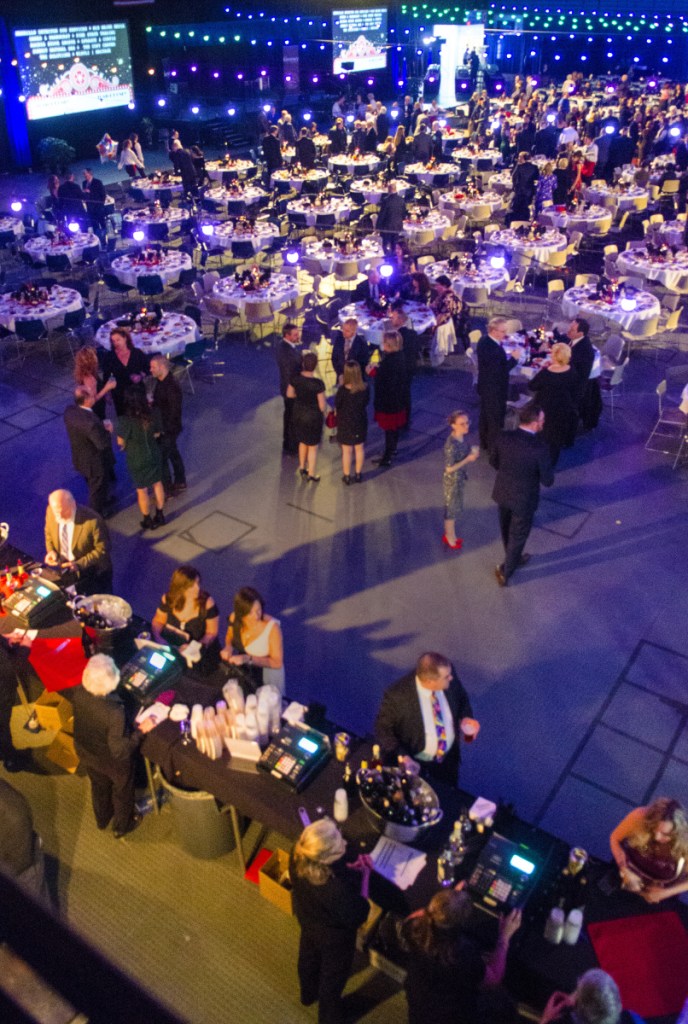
<box><xmin>374</xmin><ymin>652</ymin><xmax>476</xmax><ymax>786</ymax></box>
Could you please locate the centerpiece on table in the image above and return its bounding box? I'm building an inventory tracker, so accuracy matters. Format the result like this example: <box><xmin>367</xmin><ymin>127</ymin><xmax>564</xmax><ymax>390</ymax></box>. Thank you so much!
<box><xmin>13</xmin><ymin>282</ymin><xmax>50</xmax><ymax>305</ymax></box>
<box><xmin>236</xmin><ymin>265</ymin><xmax>271</xmax><ymax>291</ymax></box>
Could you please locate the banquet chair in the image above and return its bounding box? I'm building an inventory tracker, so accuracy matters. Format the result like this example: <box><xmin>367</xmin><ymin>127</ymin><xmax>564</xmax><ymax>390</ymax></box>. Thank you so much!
<box><xmin>243</xmin><ymin>301</ymin><xmax>275</xmax><ymax>345</ymax></box>
<box><xmin>432</xmin><ymin>174</ymin><xmax>452</xmax><ymax>190</ymax></box>
<box><xmin>14</xmin><ymin>318</ymin><xmax>48</xmax><ymax>363</ymax></box>
<box><xmin>658</xmin><ymin>307</ymin><xmax>682</xmax><ymax>335</ymax></box>
<box><xmin>201</xmin><ymin>197</ymin><xmax>221</xmax><ymax>214</ymax></box>
<box><xmin>45</xmin><ymin>253</ymin><xmax>72</xmax><ymax>275</ymax></box>
<box><xmin>568</xmin><ymin>231</ymin><xmax>583</xmax><ymax>253</ymax></box>
<box><xmin>600</xmin><ymin>357</ymin><xmax>629</xmax><ymax>421</ymax></box>
<box><xmin>51</xmin><ymin>306</ymin><xmax>88</xmax><ymax>360</ymax></box>
<box><xmin>102</xmin><ymin>272</ymin><xmax>133</xmax><ymax>297</ymax></box>
<box><xmin>147</xmin><ymin>223</ymin><xmax>169</xmax><ymax>243</ymax></box>
<box><xmin>509</xmin><ymin>221</ymin><xmax>530</xmax><ymax>231</ymax></box>
<box><xmin>226</xmin><ymin>200</ymin><xmax>246</xmax><ymax>218</ymax></box>
<box><xmin>645</xmin><ymin>379</ymin><xmax>688</xmax><ymax>467</ymax></box>
<box><xmin>466</xmin><ymin>204</ymin><xmax>492</xmax><ymax>229</ymax></box>
<box><xmin>279</xmin><ymin>291</ymin><xmax>307</xmax><ymax>327</ymax></box>
<box><xmin>574</xmin><ymin>273</ymin><xmax>599</xmax><ymax>288</ymax></box>
<box><xmin>546</xmin><ymin>279</ymin><xmax>565</xmax><ymax>319</ymax></box>
<box><xmin>231</xmin><ymin>240</ymin><xmax>257</xmax><ymax>263</ymax></box>
<box><xmin>660</xmin><ymin>292</ymin><xmax>681</xmax><ymax>313</ymax></box>
<box><xmin>541</xmin><ymin>249</ymin><xmax>569</xmax><ymax>284</ymax></box>
<box><xmin>137</xmin><ymin>274</ymin><xmax>165</xmax><ymax>300</ymax></box>
<box><xmin>588</xmin><ymin>215</ymin><xmax>612</xmax><ymax>237</ymax></box>
<box><xmin>172</xmin><ymin>339</ymin><xmax>211</xmax><ymax>394</ymax></box>
<box><xmin>203</xmin><ymin>271</ymin><xmax>220</xmax><ymax>294</ymax></box>
<box><xmin>300</xmin><ymin>256</ymin><xmax>323</xmax><ymax>278</ymax></box>
<box><xmin>334</xmin><ymin>260</ymin><xmax>361</xmax><ymax>294</ymax></box>
<box><xmin>621</xmin><ymin>315</ymin><xmax>659</xmax><ymax>354</ymax></box>
<box><xmin>600</xmin><ymin>334</ymin><xmax>625</xmax><ymax>374</ymax></box>
<box><xmin>128</xmin><ymin>187</ymin><xmax>147</xmax><ymax>205</ymax></box>
<box><xmin>315</xmin><ymin>212</ymin><xmax>337</xmax><ymax>236</ymax></box>
<box><xmin>409</xmin><ymin>229</ymin><xmax>437</xmax><ymax>256</ymax></box>
<box><xmin>461</xmin><ymin>285</ymin><xmax>490</xmax><ymax>317</ymax></box>
<box><xmin>609</xmin><ymin>210</ymin><xmax>630</xmax><ymax>236</ymax></box>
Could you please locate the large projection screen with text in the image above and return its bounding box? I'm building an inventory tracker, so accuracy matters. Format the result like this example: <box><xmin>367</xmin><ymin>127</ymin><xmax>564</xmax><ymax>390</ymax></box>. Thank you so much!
<box><xmin>333</xmin><ymin>9</ymin><xmax>387</xmax><ymax>74</ymax></box>
<box><xmin>14</xmin><ymin>23</ymin><xmax>134</xmax><ymax>121</ymax></box>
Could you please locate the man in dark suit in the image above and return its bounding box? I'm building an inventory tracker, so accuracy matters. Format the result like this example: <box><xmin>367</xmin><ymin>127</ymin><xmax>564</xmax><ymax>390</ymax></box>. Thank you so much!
<box><xmin>295</xmin><ymin>128</ymin><xmax>316</xmax><ymax>170</ymax></box>
<box><xmin>150</xmin><ymin>354</ymin><xmax>186</xmax><ymax>494</ymax></box>
<box><xmin>389</xmin><ymin>306</ymin><xmax>419</xmax><ymax>426</ymax></box>
<box><xmin>354</xmin><ymin>267</ymin><xmax>388</xmax><ymax>305</ymax></box>
<box><xmin>508</xmin><ymin>151</ymin><xmax>539</xmax><ymax>224</ymax></box>
<box><xmin>491</xmin><ymin>403</ymin><xmax>554</xmax><ymax>587</ymax></box>
<box><xmin>262</xmin><ymin>126</ymin><xmax>283</xmax><ymax>180</ymax></box>
<box><xmin>376</xmin><ymin>182</ymin><xmax>407</xmax><ymax>251</ymax></box>
<box><xmin>375</xmin><ymin>652</ymin><xmax>475</xmax><ymax>787</ymax></box>
<box><xmin>566</xmin><ymin>318</ymin><xmax>601</xmax><ymax>430</ymax></box>
<box><xmin>63</xmin><ymin>386</ymin><xmax>113</xmax><ymax>516</ymax></box>
<box><xmin>175</xmin><ymin>147</ymin><xmax>199</xmax><ymax>197</ymax></box>
<box><xmin>476</xmin><ymin>316</ymin><xmax>518</xmax><ymax>456</ymax></box>
<box><xmin>276</xmin><ymin>322</ymin><xmax>302</xmax><ymax>455</ymax></box>
<box><xmin>411</xmin><ymin>124</ymin><xmax>433</xmax><ymax>163</ymax></box>
<box><xmin>533</xmin><ymin>119</ymin><xmax>559</xmax><ymax>160</ymax></box>
<box><xmin>331</xmin><ymin>318</ymin><xmax>370</xmax><ymax>383</ymax></box>
<box><xmin>44</xmin><ymin>489</ymin><xmax>113</xmax><ymax>595</ymax></box>
<box><xmin>56</xmin><ymin>173</ymin><xmax>86</xmax><ymax>222</ymax></box>
<box><xmin>82</xmin><ymin>168</ymin><xmax>107</xmax><ymax>237</ymax></box>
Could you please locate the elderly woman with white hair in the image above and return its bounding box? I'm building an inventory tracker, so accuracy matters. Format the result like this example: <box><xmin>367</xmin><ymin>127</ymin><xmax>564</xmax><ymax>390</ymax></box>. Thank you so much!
<box><xmin>540</xmin><ymin>969</ymin><xmax>646</xmax><ymax>1024</ymax></box>
<box><xmin>70</xmin><ymin>655</ymin><xmax>142</xmax><ymax>839</ymax></box>
<box><xmin>290</xmin><ymin>819</ymin><xmax>372</xmax><ymax>1024</ymax></box>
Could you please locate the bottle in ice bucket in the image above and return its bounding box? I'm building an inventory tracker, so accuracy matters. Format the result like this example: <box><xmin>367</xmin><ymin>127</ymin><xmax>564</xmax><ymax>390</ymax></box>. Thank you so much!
<box><xmin>437</xmin><ymin>842</ymin><xmax>455</xmax><ymax>887</ymax></box>
<box><xmin>370</xmin><ymin>744</ymin><xmax>383</xmax><ymax>770</ymax></box>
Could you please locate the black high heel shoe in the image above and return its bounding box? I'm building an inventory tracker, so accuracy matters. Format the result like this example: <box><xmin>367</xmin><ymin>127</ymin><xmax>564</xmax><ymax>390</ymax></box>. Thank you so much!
<box><xmin>299</xmin><ymin>468</ymin><xmax>308</xmax><ymax>479</ymax></box>
<box><xmin>307</xmin><ymin>474</ymin><xmax>321</xmax><ymax>483</ymax></box>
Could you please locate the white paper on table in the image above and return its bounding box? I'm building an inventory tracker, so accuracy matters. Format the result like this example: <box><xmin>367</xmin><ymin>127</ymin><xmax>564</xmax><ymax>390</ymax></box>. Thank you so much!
<box><xmin>182</xmin><ymin>640</ymin><xmax>203</xmax><ymax>668</ymax></box>
<box><xmin>135</xmin><ymin>702</ymin><xmax>170</xmax><ymax>727</ymax></box>
<box><xmin>370</xmin><ymin>836</ymin><xmax>427</xmax><ymax>890</ymax></box>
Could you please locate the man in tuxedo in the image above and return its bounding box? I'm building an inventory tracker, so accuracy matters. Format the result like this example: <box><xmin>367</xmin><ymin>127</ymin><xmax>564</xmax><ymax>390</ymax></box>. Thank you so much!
<box><xmin>56</xmin><ymin>173</ymin><xmax>86</xmax><ymax>223</ymax></box>
<box><xmin>491</xmin><ymin>403</ymin><xmax>554</xmax><ymax>587</ymax></box>
<box><xmin>375</xmin><ymin>652</ymin><xmax>475</xmax><ymax>787</ymax></box>
<box><xmin>376</xmin><ymin>182</ymin><xmax>407</xmax><ymax>251</ymax></box>
<box><xmin>150</xmin><ymin>354</ymin><xmax>186</xmax><ymax>495</ymax></box>
<box><xmin>44</xmin><ymin>490</ymin><xmax>113</xmax><ymax>595</ymax></box>
<box><xmin>63</xmin><ymin>386</ymin><xmax>113</xmax><ymax>516</ymax></box>
<box><xmin>566</xmin><ymin>318</ymin><xmax>601</xmax><ymax>430</ymax></box>
<box><xmin>82</xmin><ymin>168</ymin><xmax>107</xmax><ymax>238</ymax></box>
<box><xmin>388</xmin><ymin>306</ymin><xmax>419</xmax><ymax>426</ymax></box>
<box><xmin>276</xmin><ymin>322</ymin><xmax>302</xmax><ymax>455</ymax></box>
<box><xmin>331</xmin><ymin>318</ymin><xmax>370</xmax><ymax>383</ymax></box>
<box><xmin>262</xmin><ymin>125</ymin><xmax>283</xmax><ymax>181</ymax></box>
<box><xmin>411</xmin><ymin>123</ymin><xmax>433</xmax><ymax>163</ymax></box>
<box><xmin>476</xmin><ymin>316</ymin><xmax>518</xmax><ymax>456</ymax></box>
<box><xmin>508</xmin><ymin>151</ymin><xmax>539</xmax><ymax>224</ymax></box>
<box><xmin>294</xmin><ymin>128</ymin><xmax>316</xmax><ymax>170</ymax></box>
<box><xmin>354</xmin><ymin>267</ymin><xmax>387</xmax><ymax>304</ymax></box>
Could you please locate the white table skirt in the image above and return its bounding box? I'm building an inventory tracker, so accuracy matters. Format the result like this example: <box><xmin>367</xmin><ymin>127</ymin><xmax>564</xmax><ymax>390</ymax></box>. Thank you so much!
<box><xmin>404</xmin><ymin>163</ymin><xmax>457</xmax><ymax>185</ymax></box>
<box><xmin>338</xmin><ymin>301</ymin><xmax>436</xmax><ymax>346</ymax></box>
<box><xmin>353</xmin><ymin>180</ymin><xmax>412</xmax><ymax>205</ymax></box>
<box><xmin>270</xmin><ymin>170</ymin><xmax>329</xmax><ymax>193</ymax></box>
<box><xmin>302</xmin><ymin>240</ymin><xmax>385</xmax><ymax>274</ymax></box>
<box><xmin>328</xmin><ymin>156</ymin><xmax>381</xmax><ymax>175</ymax></box>
<box><xmin>543</xmin><ymin>205</ymin><xmax>611</xmax><ymax>233</ymax></box>
<box><xmin>204</xmin><ymin>186</ymin><xmax>269</xmax><ymax>207</ymax></box>
<box><xmin>452</xmin><ymin>149</ymin><xmax>502</xmax><ymax>167</ymax></box>
<box><xmin>439</xmin><ymin>191</ymin><xmax>504</xmax><ymax>217</ymax></box>
<box><xmin>403</xmin><ymin>214</ymin><xmax>451</xmax><ymax>240</ymax></box>
<box><xmin>123</xmin><ymin>209</ymin><xmax>188</xmax><ymax>235</ymax></box>
<box><xmin>286</xmin><ymin>201</ymin><xmax>352</xmax><ymax>227</ymax></box>
<box><xmin>615</xmin><ymin>250</ymin><xmax>688</xmax><ymax>291</ymax></box>
<box><xmin>205</xmin><ymin>161</ymin><xmax>256</xmax><ymax>181</ymax></box>
<box><xmin>583</xmin><ymin>186</ymin><xmax>649</xmax><ymax>211</ymax></box>
<box><xmin>96</xmin><ymin>313</ymin><xmax>200</xmax><ymax>359</ymax></box>
<box><xmin>212</xmin><ymin>274</ymin><xmax>299</xmax><ymax>314</ymax></box>
<box><xmin>658</xmin><ymin>221</ymin><xmax>686</xmax><ymax>249</ymax></box>
<box><xmin>24</xmin><ymin>233</ymin><xmax>99</xmax><ymax>266</ymax></box>
<box><xmin>489</xmin><ymin>229</ymin><xmax>568</xmax><ymax>263</ymax></box>
<box><xmin>0</xmin><ymin>217</ymin><xmax>24</xmax><ymax>238</ymax></box>
<box><xmin>427</xmin><ymin>261</ymin><xmax>509</xmax><ymax>296</ymax></box>
<box><xmin>204</xmin><ymin>224</ymin><xmax>275</xmax><ymax>253</ymax></box>
<box><xmin>561</xmin><ymin>286</ymin><xmax>660</xmax><ymax>330</ymax></box>
<box><xmin>110</xmin><ymin>252</ymin><xmax>192</xmax><ymax>288</ymax></box>
<box><xmin>0</xmin><ymin>287</ymin><xmax>83</xmax><ymax>331</ymax></box>
<box><xmin>137</xmin><ymin>180</ymin><xmax>184</xmax><ymax>200</ymax></box>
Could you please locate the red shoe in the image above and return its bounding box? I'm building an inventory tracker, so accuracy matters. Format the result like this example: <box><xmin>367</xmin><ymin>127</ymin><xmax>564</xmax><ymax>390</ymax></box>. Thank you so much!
<box><xmin>442</xmin><ymin>535</ymin><xmax>463</xmax><ymax>550</ymax></box>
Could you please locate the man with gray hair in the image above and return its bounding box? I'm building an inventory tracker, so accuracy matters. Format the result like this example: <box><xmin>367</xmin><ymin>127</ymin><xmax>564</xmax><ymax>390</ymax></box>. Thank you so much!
<box><xmin>70</xmin><ymin>654</ymin><xmax>142</xmax><ymax>839</ymax></box>
<box><xmin>44</xmin><ymin>489</ymin><xmax>112</xmax><ymax>595</ymax></box>
<box><xmin>539</xmin><ymin>968</ymin><xmax>645</xmax><ymax>1024</ymax></box>
<box><xmin>63</xmin><ymin>385</ymin><xmax>114</xmax><ymax>516</ymax></box>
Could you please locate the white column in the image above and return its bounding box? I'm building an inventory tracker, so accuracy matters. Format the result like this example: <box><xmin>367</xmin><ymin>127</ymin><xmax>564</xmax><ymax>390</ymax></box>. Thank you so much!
<box><xmin>434</xmin><ymin>24</ymin><xmax>461</xmax><ymax>108</ymax></box>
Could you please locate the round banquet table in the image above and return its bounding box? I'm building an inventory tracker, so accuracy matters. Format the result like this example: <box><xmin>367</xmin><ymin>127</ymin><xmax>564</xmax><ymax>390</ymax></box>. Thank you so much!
<box><xmin>403</xmin><ymin>162</ymin><xmax>457</xmax><ymax>185</ymax></box>
<box><xmin>451</xmin><ymin>148</ymin><xmax>502</xmax><ymax>167</ymax></box>
<box><xmin>352</xmin><ymin>179</ymin><xmax>413</xmax><ymax>204</ymax></box>
<box><xmin>426</xmin><ymin>260</ymin><xmax>510</xmax><ymax>297</ymax></box>
<box><xmin>0</xmin><ymin>216</ymin><xmax>24</xmax><ymax>239</ymax></box>
<box><xmin>270</xmin><ymin>169</ymin><xmax>329</xmax><ymax>194</ymax></box>
<box><xmin>282</xmin><ymin>137</ymin><xmax>331</xmax><ymax>162</ymax></box>
<box><xmin>110</xmin><ymin>251</ymin><xmax>193</xmax><ymax>288</ymax></box>
<box><xmin>542</xmin><ymin>205</ymin><xmax>612</xmax><ymax>233</ymax></box>
<box><xmin>489</xmin><ymin>228</ymin><xmax>567</xmax><ymax>263</ymax></box>
<box><xmin>212</xmin><ymin>273</ymin><xmax>299</xmax><ymax>314</ymax></box>
<box><xmin>95</xmin><ymin>313</ymin><xmax>200</xmax><ymax>359</ymax></box>
<box><xmin>302</xmin><ymin>237</ymin><xmax>385</xmax><ymax>274</ymax></box>
<box><xmin>402</xmin><ymin>211</ymin><xmax>451</xmax><ymax>241</ymax></box>
<box><xmin>615</xmin><ymin>248</ymin><xmax>688</xmax><ymax>291</ymax></box>
<box><xmin>123</xmin><ymin>208</ymin><xmax>188</xmax><ymax>236</ymax></box>
<box><xmin>658</xmin><ymin>220</ymin><xmax>687</xmax><ymax>249</ymax></box>
<box><xmin>136</xmin><ymin>178</ymin><xmax>184</xmax><ymax>200</ymax></box>
<box><xmin>0</xmin><ymin>286</ymin><xmax>83</xmax><ymax>331</ymax></box>
<box><xmin>203</xmin><ymin>185</ymin><xmax>269</xmax><ymax>209</ymax></box>
<box><xmin>24</xmin><ymin>233</ymin><xmax>99</xmax><ymax>266</ymax></box>
<box><xmin>205</xmin><ymin>159</ymin><xmax>256</xmax><ymax>182</ymax></box>
<box><xmin>439</xmin><ymin>190</ymin><xmax>504</xmax><ymax>218</ymax></box>
<box><xmin>327</xmin><ymin>155</ymin><xmax>382</xmax><ymax>175</ymax></box>
<box><xmin>488</xmin><ymin>170</ymin><xmax>513</xmax><ymax>193</ymax></box>
<box><xmin>583</xmin><ymin>184</ymin><xmax>649</xmax><ymax>211</ymax></box>
<box><xmin>286</xmin><ymin>198</ymin><xmax>353</xmax><ymax>227</ymax></box>
<box><xmin>201</xmin><ymin>221</ymin><xmax>275</xmax><ymax>253</ymax></box>
<box><xmin>437</xmin><ymin>128</ymin><xmax>468</xmax><ymax>152</ymax></box>
<box><xmin>338</xmin><ymin>300</ymin><xmax>436</xmax><ymax>347</ymax></box>
<box><xmin>561</xmin><ymin>285</ymin><xmax>660</xmax><ymax>330</ymax></box>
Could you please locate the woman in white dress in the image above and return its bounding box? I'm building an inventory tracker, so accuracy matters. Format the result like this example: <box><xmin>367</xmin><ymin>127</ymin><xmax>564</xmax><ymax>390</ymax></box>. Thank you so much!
<box><xmin>220</xmin><ymin>586</ymin><xmax>285</xmax><ymax>694</ymax></box>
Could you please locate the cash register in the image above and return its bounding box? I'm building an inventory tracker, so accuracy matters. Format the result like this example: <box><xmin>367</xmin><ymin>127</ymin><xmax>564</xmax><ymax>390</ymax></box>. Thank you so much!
<box><xmin>119</xmin><ymin>646</ymin><xmax>182</xmax><ymax>704</ymax></box>
<box><xmin>3</xmin><ymin>577</ymin><xmax>68</xmax><ymax>628</ymax></box>
<box><xmin>467</xmin><ymin>833</ymin><xmax>541</xmax><ymax>914</ymax></box>
<box><xmin>258</xmin><ymin>722</ymin><xmax>331</xmax><ymax>791</ymax></box>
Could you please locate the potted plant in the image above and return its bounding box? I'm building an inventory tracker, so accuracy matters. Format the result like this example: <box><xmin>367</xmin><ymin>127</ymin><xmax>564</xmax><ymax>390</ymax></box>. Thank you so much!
<box><xmin>36</xmin><ymin>137</ymin><xmax>76</xmax><ymax>175</ymax></box>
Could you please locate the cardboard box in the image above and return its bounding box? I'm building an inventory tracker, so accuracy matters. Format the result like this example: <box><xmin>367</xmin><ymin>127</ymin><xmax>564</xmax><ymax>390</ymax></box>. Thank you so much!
<box><xmin>33</xmin><ymin>691</ymin><xmax>73</xmax><ymax>732</ymax></box>
<box><xmin>258</xmin><ymin>849</ymin><xmax>293</xmax><ymax>915</ymax></box>
<box><xmin>45</xmin><ymin>732</ymin><xmax>79</xmax><ymax>774</ymax></box>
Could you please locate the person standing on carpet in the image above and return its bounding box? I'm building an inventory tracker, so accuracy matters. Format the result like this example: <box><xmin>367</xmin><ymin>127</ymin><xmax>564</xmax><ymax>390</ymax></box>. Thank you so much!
<box><xmin>442</xmin><ymin>411</ymin><xmax>480</xmax><ymax>550</ymax></box>
<box><xmin>372</xmin><ymin>331</ymin><xmax>408</xmax><ymax>469</ymax></box>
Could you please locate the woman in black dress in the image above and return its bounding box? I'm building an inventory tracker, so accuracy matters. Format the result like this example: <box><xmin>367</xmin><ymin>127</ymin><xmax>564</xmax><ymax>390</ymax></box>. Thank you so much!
<box><xmin>100</xmin><ymin>327</ymin><xmax>150</xmax><ymax>416</ymax></box>
<box><xmin>373</xmin><ymin>330</ymin><xmax>408</xmax><ymax>468</ymax></box>
<box><xmin>287</xmin><ymin>351</ymin><xmax>326</xmax><ymax>482</ymax></box>
<box><xmin>290</xmin><ymin>819</ymin><xmax>372</xmax><ymax>1024</ymax></box>
<box><xmin>152</xmin><ymin>565</ymin><xmax>220</xmax><ymax>674</ymax></box>
<box><xmin>528</xmin><ymin>341</ymin><xmax>580</xmax><ymax>466</ymax></box>
<box><xmin>335</xmin><ymin>361</ymin><xmax>369</xmax><ymax>485</ymax></box>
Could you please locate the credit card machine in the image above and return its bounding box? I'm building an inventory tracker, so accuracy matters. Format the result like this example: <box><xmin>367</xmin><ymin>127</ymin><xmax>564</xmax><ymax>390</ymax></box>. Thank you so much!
<box><xmin>3</xmin><ymin>577</ymin><xmax>67</xmax><ymax>628</ymax></box>
<box><xmin>258</xmin><ymin>722</ymin><xmax>331</xmax><ymax>791</ymax></box>
<box><xmin>467</xmin><ymin>833</ymin><xmax>540</xmax><ymax>913</ymax></box>
<box><xmin>119</xmin><ymin>646</ymin><xmax>182</xmax><ymax>704</ymax></box>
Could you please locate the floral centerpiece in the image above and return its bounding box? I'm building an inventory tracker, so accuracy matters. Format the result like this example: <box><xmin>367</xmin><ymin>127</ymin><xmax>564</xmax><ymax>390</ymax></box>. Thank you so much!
<box><xmin>132</xmin><ymin>247</ymin><xmax>162</xmax><ymax>267</ymax></box>
<box><xmin>13</xmin><ymin>282</ymin><xmax>50</xmax><ymax>304</ymax></box>
<box><xmin>236</xmin><ymin>265</ymin><xmax>271</xmax><ymax>291</ymax></box>
<box><xmin>118</xmin><ymin>305</ymin><xmax>163</xmax><ymax>332</ymax></box>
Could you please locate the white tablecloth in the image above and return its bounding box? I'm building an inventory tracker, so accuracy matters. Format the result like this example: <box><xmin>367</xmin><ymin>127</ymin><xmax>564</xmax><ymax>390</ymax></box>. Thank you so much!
<box><xmin>658</xmin><ymin>220</ymin><xmax>686</xmax><ymax>248</ymax></box>
<box><xmin>205</xmin><ymin>160</ymin><xmax>257</xmax><ymax>181</ymax></box>
<box><xmin>270</xmin><ymin>169</ymin><xmax>329</xmax><ymax>193</ymax></box>
<box><xmin>543</xmin><ymin>205</ymin><xmax>611</xmax><ymax>233</ymax></box>
<box><xmin>489</xmin><ymin>228</ymin><xmax>567</xmax><ymax>263</ymax></box>
<box><xmin>615</xmin><ymin>249</ymin><xmax>688</xmax><ymax>291</ymax></box>
<box><xmin>439</xmin><ymin>190</ymin><xmax>504</xmax><ymax>218</ymax></box>
<box><xmin>583</xmin><ymin>184</ymin><xmax>649</xmax><ymax>210</ymax></box>
<box><xmin>212</xmin><ymin>273</ymin><xmax>299</xmax><ymax>314</ymax></box>
<box><xmin>25</xmin><ymin>233</ymin><xmax>98</xmax><ymax>266</ymax></box>
<box><xmin>338</xmin><ymin>300</ymin><xmax>436</xmax><ymax>346</ymax></box>
<box><xmin>351</xmin><ymin>179</ymin><xmax>412</xmax><ymax>204</ymax></box>
<box><xmin>0</xmin><ymin>286</ymin><xmax>83</xmax><ymax>331</ymax></box>
<box><xmin>123</xmin><ymin>209</ymin><xmax>188</xmax><ymax>236</ymax></box>
<box><xmin>561</xmin><ymin>285</ymin><xmax>660</xmax><ymax>330</ymax></box>
<box><xmin>136</xmin><ymin>178</ymin><xmax>184</xmax><ymax>200</ymax></box>
<box><xmin>110</xmin><ymin>252</ymin><xmax>192</xmax><ymax>288</ymax></box>
<box><xmin>426</xmin><ymin>261</ymin><xmax>509</xmax><ymax>296</ymax></box>
<box><xmin>286</xmin><ymin>198</ymin><xmax>353</xmax><ymax>227</ymax></box>
<box><xmin>302</xmin><ymin>238</ymin><xmax>385</xmax><ymax>274</ymax></box>
<box><xmin>203</xmin><ymin>222</ymin><xmax>275</xmax><ymax>253</ymax></box>
<box><xmin>438</xmin><ymin>129</ymin><xmax>468</xmax><ymax>152</ymax></box>
<box><xmin>404</xmin><ymin>162</ymin><xmax>457</xmax><ymax>185</ymax></box>
<box><xmin>488</xmin><ymin>170</ymin><xmax>513</xmax><ymax>192</ymax></box>
<box><xmin>204</xmin><ymin>185</ymin><xmax>269</xmax><ymax>208</ymax></box>
<box><xmin>327</xmin><ymin>155</ymin><xmax>381</xmax><ymax>175</ymax></box>
<box><xmin>402</xmin><ymin>212</ymin><xmax>451</xmax><ymax>240</ymax></box>
<box><xmin>0</xmin><ymin>217</ymin><xmax>24</xmax><ymax>239</ymax></box>
<box><xmin>96</xmin><ymin>312</ymin><xmax>200</xmax><ymax>359</ymax></box>
<box><xmin>451</xmin><ymin>148</ymin><xmax>501</xmax><ymax>167</ymax></box>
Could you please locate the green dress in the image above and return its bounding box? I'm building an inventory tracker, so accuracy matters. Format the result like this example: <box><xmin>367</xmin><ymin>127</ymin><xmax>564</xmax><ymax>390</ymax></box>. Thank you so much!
<box><xmin>443</xmin><ymin>435</ymin><xmax>469</xmax><ymax>519</ymax></box>
<box><xmin>116</xmin><ymin>409</ymin><xmax>164</xmax><ymax>488</ymax></box>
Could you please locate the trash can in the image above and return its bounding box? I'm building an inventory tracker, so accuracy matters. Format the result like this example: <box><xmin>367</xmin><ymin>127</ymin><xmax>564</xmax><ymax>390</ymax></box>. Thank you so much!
<box><xmin>158</xmin><ymin>774</ymin><xmax>234</xmax><ymax>859</ymax></box>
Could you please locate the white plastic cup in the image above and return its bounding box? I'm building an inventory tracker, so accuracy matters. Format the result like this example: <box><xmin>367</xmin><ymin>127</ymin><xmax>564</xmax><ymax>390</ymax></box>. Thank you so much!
<box><xmin>333</xmin><ymin>788</ymin><xmax>349</xmax><ymax>823</ymax></box>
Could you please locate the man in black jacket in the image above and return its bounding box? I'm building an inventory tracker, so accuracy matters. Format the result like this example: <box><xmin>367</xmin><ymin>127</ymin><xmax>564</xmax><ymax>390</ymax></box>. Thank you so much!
<box><xmin>508</xmin><ymin>151</ymin><xmax>539</xmax><ymax>224</ymax></box>
<box><xmin>375</xmin><ymin>652</ymin><xmax>475</xmax><ymax>786</ymax></box>
<box><xmin>411</xmin><ymin>124</ymin><xmax>433</xmax><ymax>163</ymax></box>
<box><xmin>275</xmin><ymin>323</ymin><xmax>302</xmax><ymax>454</ymax></box>
<box><xmin>57</xmin><ymin>173</ymin><xmax>86</xmax><ymax>223</ymax></box>
<box><xmin>354</xmin><ymin>267</ymin><xmax>388</xmax><ymax>304</ymax></box>
<box><xmin>63</xmin><ymin>387</ymin><xmax>113</xmax><ymax>516</ymax></box>
<box><xmin>491</xmin><ymin>403</ymin><xmax>554</xmax><ymax>587</ymax></box>
<box><xmin>294</xmin><ymin>128</ymin><xmax>316</xmax><ymax>170</ymax></box>
<box><xmin>476</xmin><ymin>316</ymin><xmax>517</xmax><ymax>456</ymax></box>
<box><xmin>376</xmin><ymin>182</ymin><xmax>407</xmax><ymax>251</ymax></box>
<box><xmin>331</xmin><ymin>318</ymin><xmax>369</xmax><ymax>383</ymax></box>
<box><xmin>565</xmin><ymin>318</ymin><xmax>601</xmax><ymax>429</ymax></box>
<box><xmin>82</xmin><ymin>168</ymin><xmax>107</xmax><ymax>237</ymax></box>
<box><xmin>150</xmin><ymin>354</ymin><xmax>186</xmax><ymax>494</ymax></box>
<box><xmin>389</xmin><ymin>306</ymin><xmax>419</xmax><ymax>425</ymax></box>
<box><xmin>262</xmin><ymin>125</ymin><xmax>283</xmax><ymax>181</ymax></box>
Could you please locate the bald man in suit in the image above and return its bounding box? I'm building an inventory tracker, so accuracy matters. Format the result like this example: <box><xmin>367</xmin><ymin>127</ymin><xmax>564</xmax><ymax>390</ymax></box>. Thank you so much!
<box><xmin>45</xmin><ymin>490</ymin><xmax>112</xmax><ymax>595</ymax></box>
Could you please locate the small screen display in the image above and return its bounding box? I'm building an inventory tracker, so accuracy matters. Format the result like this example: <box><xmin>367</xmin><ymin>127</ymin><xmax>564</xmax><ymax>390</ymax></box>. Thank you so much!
<box><xmin>297</xmin><ymin>736</ymin><xmax>319</xmax><ymax>755</ymax></box>
<box><xmin>36</xmin><ymin>585</ymin><xmax>51</xmax><ymax>597</ymax></box>
<box><xmin>148</xmin><ymin>651</ymin><xmax>167</xmax><ymax>670</ymax></box>
<box><xmin>510</xmin><ymin>853</ymin><xmax>535</xmax><ymax>875</ymax></box>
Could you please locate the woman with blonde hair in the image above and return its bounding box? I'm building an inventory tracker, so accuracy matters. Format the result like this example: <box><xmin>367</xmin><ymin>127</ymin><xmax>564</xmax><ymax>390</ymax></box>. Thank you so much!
<box><xmin>290</xmin><ymin>819</ymin><xmax>372</xmax><ymax>1024</ymax></box>
<box><xmin>335</xmin><ymin>360</ymin><xmax>369</xmax><ymax>484</ymax></box>
<box><xmin>610</xmin><ymin>797</ymin><xmax>688</xmax><ymax>902</ymax></box>
<box><xmin>528</xmin><ymin>341</ymin><xmax>579</xmax><ymax>465</ymax></box>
